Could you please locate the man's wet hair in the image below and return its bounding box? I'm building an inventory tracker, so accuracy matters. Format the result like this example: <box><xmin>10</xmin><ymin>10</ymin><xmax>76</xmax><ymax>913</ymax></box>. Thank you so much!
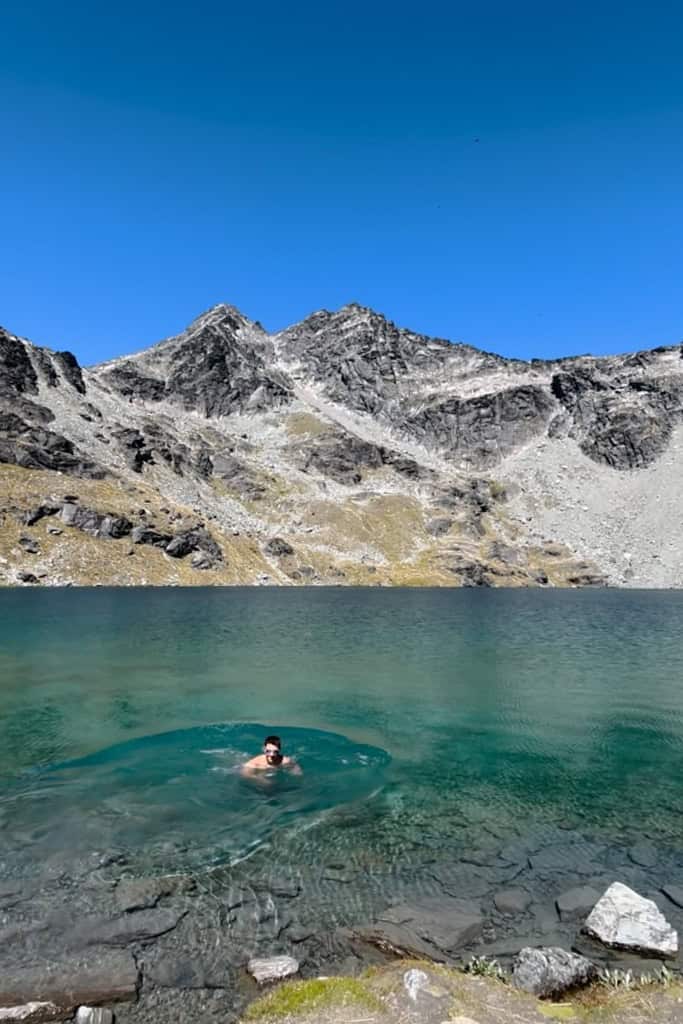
<box><xmin>264</xmin><ymin>735</ymin><xmax>281</xmax><ymax>748</ymax></box>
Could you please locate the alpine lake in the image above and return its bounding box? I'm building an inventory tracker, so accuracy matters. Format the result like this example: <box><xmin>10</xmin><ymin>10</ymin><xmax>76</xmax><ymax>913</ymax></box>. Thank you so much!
<box><xmin>1</xmin><ymin>587</ymin><xmax>683</xmax><ymax>1020</ymax></box>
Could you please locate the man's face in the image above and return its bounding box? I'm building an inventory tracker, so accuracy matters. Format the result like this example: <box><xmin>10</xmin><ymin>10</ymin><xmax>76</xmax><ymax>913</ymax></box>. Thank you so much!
<box><xmin>264</xmin><ymin>743</ymin><xmax>282</xmax><ymax>764</ymax></box>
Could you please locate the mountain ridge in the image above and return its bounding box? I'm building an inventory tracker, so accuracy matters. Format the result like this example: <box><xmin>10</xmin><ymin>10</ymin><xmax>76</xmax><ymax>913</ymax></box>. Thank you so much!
<box><xmin>1</xmin><ymin>303</ymin><xmax>681</xmax><ymax>588</ymax></box>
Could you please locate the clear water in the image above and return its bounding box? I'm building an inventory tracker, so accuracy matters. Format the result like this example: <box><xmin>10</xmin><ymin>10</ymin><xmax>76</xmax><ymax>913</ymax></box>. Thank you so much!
<box><xmin>2</xmin><ymin>587</ymin><xmax>683</xmax><ymax>896</ymax></box>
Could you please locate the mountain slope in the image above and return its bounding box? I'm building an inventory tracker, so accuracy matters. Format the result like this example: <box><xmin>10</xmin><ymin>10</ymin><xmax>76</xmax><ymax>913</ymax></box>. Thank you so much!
<box><xmin>1</xmin><ymin>303</ymin><xmax>681</xmax><ymax>588</ymax></box>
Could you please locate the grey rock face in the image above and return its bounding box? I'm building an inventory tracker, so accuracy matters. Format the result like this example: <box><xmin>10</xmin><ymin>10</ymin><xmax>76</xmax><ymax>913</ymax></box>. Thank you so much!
<box><xmin>407</xmin><ymin>385</ymin><xmax>556</xmax><ymax>467</ymax></box>
<box><xmin>512</xmin><ymin>946</ymin><xmax>597</xmax><ymax>997</ymax></box>
<box><xmin>163</xmin><ymin>308</ymin><xmax>291</xmax><ymax>418</ymax></box>
<box><xmin>302</xmin><ymin>431</ymin><xmax>431</xmax><ymax>485</ymax></box>
<box><xmin>583</xmin><ymin>882</ymin><xmax>678</xmax><ymax>956</ymax></box>
<box><xmin>52</xmin><ymin>352</ymin><xmax>86</xmax><ymax>394</ymax></box>
<box><xmin>551</xmin><ymin>365</ymin><xmax>683</xmax><ymax>469</ymax></box>
<box><xmin>0</xmin><ymin>413</ymin><xmax>104</xmax><ymax>479</ymax></box>
<box><xmin>0</xmin><ymin>330</ymin><xmax>39</xmax><ymax>398</ymax></box>
<box><xmin>100</xmin><ymin>362</ymin><xmax>165</xmax><ymax>401</ymax></box>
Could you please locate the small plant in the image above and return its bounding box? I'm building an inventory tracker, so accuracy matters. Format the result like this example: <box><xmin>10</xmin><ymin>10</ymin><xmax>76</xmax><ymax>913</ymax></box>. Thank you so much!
<box><xmin>464</xmin><ymin>955</ymin><xmax>507</xmax><ymax>982</ymax></box>
<box><xmin>598</xmin><ymin>968</ymin><xmax>636</xmax><ymax>990</ymax></box>
<box><xmin>598</xmin><ymin>964</ymin><xmax>672</xmax><ymax>991</ymax></box>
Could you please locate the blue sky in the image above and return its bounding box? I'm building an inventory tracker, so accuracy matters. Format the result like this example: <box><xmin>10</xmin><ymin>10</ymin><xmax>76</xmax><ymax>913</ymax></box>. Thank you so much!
<box><xmin>1</xmin><ymin>1</ymin><xmax>682</xmax><ymax>364</ymax></box>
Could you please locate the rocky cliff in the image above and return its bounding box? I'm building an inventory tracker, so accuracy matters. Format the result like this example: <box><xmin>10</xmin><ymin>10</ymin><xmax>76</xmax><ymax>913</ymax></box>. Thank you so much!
<box><xmin>1</xmin><ymin>303</ymin><xmax>681</xmax><ymax>587</ymax></box>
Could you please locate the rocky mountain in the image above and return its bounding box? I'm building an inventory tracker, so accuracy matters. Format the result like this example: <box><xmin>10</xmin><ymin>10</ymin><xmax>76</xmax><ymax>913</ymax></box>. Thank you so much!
<box><xmin>1</xmin><ymin>302</ymin><xmax>681</xmax><ymax>587</ymax></box>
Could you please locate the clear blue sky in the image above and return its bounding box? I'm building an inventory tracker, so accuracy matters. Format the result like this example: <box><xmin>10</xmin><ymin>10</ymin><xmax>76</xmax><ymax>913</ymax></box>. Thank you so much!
<box><xmin>1</xmin><ymin>1</ymin><xmax>682</xmax><ymax>364</ymax></box>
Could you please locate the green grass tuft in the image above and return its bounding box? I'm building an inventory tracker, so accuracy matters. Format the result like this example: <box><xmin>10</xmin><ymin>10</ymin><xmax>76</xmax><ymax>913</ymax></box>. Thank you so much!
<box><xmin>244</xmin><ymin>976</ymin><xmax>382</xmax><ymax>1020</ymax></box>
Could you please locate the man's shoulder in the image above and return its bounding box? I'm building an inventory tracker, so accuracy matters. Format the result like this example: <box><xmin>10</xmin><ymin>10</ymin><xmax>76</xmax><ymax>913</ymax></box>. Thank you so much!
<box><xmin>242</xmin><ymin>754</ymin><xmax>266</xmax><ymax>769</ymax></box>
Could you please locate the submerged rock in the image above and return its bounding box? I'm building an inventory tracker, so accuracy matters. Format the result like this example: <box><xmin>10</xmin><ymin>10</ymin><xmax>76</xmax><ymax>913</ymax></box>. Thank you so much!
<box><xmin>555</xmin><ymin>885</ymin><xmax>600</xmax><ymax>921</ymax></box>
<box><xmin>512</xmin><ymin>946</ymin><xmax>597</xmax><ymax>997</ymax></box>
<box><xmin>583</xmin><ymin>882</ymin><xmax>678</xmax><ymax>957</ymax></box>
<box><xmin>493</xmin><ymin>887</ymin><xmax>531</xmax><ymax>915</ymax></box>
<box><xmin>0</xmin><ymin>952</ymin><xmax>138</xmax><ymax>1010</ymax></box>
<box><xmin>357</xmin><ymin>896</ymin><xmax>483</xmax><ymax>960</ymax></box>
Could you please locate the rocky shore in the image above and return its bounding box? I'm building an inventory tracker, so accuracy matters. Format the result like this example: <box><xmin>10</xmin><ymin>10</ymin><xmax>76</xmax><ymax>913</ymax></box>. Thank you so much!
<box><xmin>2</xmin><ymin>822</ymin><xmax>683</xmax><ymax>1023</ymax></box>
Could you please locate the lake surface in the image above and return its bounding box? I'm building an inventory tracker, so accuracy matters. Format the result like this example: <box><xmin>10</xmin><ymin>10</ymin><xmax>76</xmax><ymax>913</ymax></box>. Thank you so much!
<box><xmin>2</xmin><ymin>587</ymin><xmax>683</xmax><ymax>942</ymax></box>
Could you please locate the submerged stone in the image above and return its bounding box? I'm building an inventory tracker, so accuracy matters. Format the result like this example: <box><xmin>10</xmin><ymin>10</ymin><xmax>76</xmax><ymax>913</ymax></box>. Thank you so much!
<box><xmin>358</xmin><ymin>896</ymin><xmax>483</xmax><ymax>960</ymax></box>
<box><xmin>493</xmin><ymin>887</ymin><xmax>531</xmax><ymax>914</ymax></box>
<box><xmin>555</xmin><ymin>885</ymin><xmax>600</xmax><ymax>921</ymax></box>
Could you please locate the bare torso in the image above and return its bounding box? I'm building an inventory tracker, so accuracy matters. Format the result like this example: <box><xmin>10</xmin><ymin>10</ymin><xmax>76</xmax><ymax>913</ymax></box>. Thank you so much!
<box><xmin>240</xmin><ymin>754</ymin><xmax>302</xmax><ymax>776</ymax></box>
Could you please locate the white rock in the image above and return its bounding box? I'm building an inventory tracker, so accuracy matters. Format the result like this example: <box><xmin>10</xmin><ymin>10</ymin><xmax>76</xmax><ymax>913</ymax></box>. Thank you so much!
<box><xmin>0</xmin><ymin>1005</ymin><xmax>64</xmax><ymax>1023</ymax></box>
<box><xmin>584</xmin><ymin>882</ymin><xmax>678</xmax><ymax>956</ymax></box>
<box><xmin>403</xmin><ymin>968</ymin><xmax>429</xmax><ymax>1001</ymax></box>
<box><xmin>247</xmin><ymin>955</ymin><xmax>299</xmax><ymax>984</ymax></box>
<box><xmin>75</xmin><ymin>1009</ymin><xmax>113</xmax><ymax>1024</ymax></box>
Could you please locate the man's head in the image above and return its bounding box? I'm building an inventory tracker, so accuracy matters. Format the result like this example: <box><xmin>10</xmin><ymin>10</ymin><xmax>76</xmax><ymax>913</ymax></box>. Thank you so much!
<box><xmin>264</xmin><ymin>735</ymin><xmax>283</xmax><ymax>765</ymax></box>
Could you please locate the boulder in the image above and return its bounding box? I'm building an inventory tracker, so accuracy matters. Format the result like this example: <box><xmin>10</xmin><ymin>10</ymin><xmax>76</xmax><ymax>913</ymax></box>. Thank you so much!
<box><xmin>18</xmin><ymin>537</ymin><xmax>39</xmax><ymax>554</ymax></box>
<box><xmin>23</xmin><ymin>504</ymin><xmax>60</xmax><ymax>526</ymax></box>
<box><xmin>583</xmin><ymin>882</ymin><xmax>678</xmax><ymax>957</ymax></box>
<box><xmin>190</xmin><ymin>552</ymin><xmax>215</xmax><ymax>570</ymax></box>
<box><xmin>247</xmin><ymin>955</ymin><xmax>299</xmax><ymax>984</ymax></box>
<box><xmin>74</xmin><ymin>1010</ymin><xmax>112</xmax><ymax>1024</ymax></box>
<box><xmin>16</xmin><ymin>572</ymin><xmax>38</xmax><ymax>584</ymax></box>
<box><xmin>265</xmin><ymin>537</ymin><xmax>294</xmax><ymax>557</ymax></box>
<box><xmin>512</xmin><ymin>946</ymin><xmax>597</xmax><ymax>997</ymax></box>
<box><xmin>165</xmin><ymin>535</ymin><xmax>195</xmax><ymax>559</ymax></box>
<box><xmin>130</xmin><ymin>526</ymin><xmax>172</xmax><ymax>548</ymax></box>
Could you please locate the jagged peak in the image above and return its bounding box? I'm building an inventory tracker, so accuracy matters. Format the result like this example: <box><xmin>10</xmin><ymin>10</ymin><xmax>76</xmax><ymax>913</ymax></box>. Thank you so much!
<box><xmin>185</xmin><ymin>302</ymin><xmax>260</xmax><ymax>335</ymax></box>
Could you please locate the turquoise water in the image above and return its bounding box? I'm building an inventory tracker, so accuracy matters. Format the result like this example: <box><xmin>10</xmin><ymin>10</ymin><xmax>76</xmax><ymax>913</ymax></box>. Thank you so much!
<box><xmin>1</xmin><ymin>587</ymin><xmax>683</xmax><ymax>886</ymax></box>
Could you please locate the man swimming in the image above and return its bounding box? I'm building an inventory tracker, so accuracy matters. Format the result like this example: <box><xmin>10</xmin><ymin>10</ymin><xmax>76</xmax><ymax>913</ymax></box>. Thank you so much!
<box><xmin>240</xmin><ymin>735</ymin><xmax>302</xmax><ymax>776</ymax></box>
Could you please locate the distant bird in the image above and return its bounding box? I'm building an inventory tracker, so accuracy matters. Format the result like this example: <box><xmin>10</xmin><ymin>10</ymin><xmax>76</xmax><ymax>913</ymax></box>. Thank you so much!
<box><xmin>473</xmin><ymin>137</ymin><xmax>480</xmax><ymax>143</ymax></box>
